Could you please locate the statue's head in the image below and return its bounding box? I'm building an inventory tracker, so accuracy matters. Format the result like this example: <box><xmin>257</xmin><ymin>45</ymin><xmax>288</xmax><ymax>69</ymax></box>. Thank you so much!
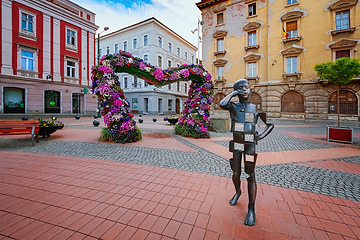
<box><xmin>233</xmin><ymin>79</ymin><xmax>251</xmax><ymax>101</ymax></box>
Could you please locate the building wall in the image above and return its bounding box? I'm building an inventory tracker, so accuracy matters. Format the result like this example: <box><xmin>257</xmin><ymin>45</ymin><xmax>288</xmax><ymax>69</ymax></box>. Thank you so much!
<box><xmin>97</xmin><ymin>18</ymin><xmax>196</xmax><ymax>115</ymax></box>
<box><xmin>0</xmin><ymin>0</ymin><xmax>98</xmax><ymax>115</ymax></box>
<box><xmin>198</xmin><ymin>0</ymin><xmax>360</xmax><ymax>121</ymax></box>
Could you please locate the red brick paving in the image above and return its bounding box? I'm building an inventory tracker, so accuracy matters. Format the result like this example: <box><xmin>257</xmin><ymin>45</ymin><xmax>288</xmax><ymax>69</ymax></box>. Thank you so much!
<box><xmin>0</xmin><ymin>149</ymin><xmax>360</xmax><ymax>239</ymax></box>
<box><xmin>1</xmin><ymin>118</ymin><xmax>360</xmax><ymax>239</ymax></box>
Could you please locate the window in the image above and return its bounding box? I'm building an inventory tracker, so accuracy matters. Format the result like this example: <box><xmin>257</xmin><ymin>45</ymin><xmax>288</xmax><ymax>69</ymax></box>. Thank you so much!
<box><xmin>21</xmin><ymin>50</ymin><xmax>34</xmax><ymax>71</ymax></box>
<box><xmin>217</xmin><ymin>66</ymin><xmax>224</xmax><ymax>80</ymax></box>
<box><xmin>158</xmin><ymin>36</ymin><xmax>162</xmax><ymax>47</ymax></box>
<box><xmin>217</xmin><ymin>38</ymin><xmax>224</xmax><ymax>52</ymax></box>
<box><xmin>72</xmin><ymin>93</ymin><xmax>84</xmax><ymax>114</ymax></box>
<box><xmin>133</xmin><ymin>38</ymin><xmax>137</xmax><ymax>49</ymax></box>
<box><xmin>132</xmin><ymin>98</ymin><xmax>138</xmax><ymax>111</ymax></box>
<box><xmin>124</xmin><ymin>77</ymin><xmax>128</xmax><ymax>88</ymax></box>
<box><xmin>66</xmin><ymin>29</ymin><xmax>76</xmax><ymax>46</ymax></box>
<box><xmin>336</xmin><ymin>10</ymin><xmax>349</xmax><ymax>30</ymax></box>
<box><xmin>287</xmin><ymin>0</ymin><xmax>297</xmax><ymax>4</ymax></box>
<box><xmin>192</xmin><ymin>56</ymin><xmax>195</xmax><ymax>64</ymax></box>
<box><xmin>124</xmin><ymin>41</ymin><xmax>127</xmax><ymax>51</ymax></box>
<box><xmin>44</xmin><ymin>91</ymin><xmax>60</xmax><ymax>113</ymax></box>
<box><xmin>168</xmin><ymin>83</ymin><xmax>172</xmax><ymax>90</ymax></box>
<box><xmin>286</xmin><ymin>57</ymin><xmax>297</xmax><ymax>74</ymax></box>
<box><xmin>158</xmin><ymin>56</ymin><xmax>162</xmax><ymax>67</ymax></box>
<box><xmin>144</xmin><ymin>35</ymin><xmax>148</xmax><ymax>46</ymax></box>
<box><xmin>286</xmin><ymin>21</ymin><xmax>297</xmax><ymax>38</ymax></box>
<box><xmin>184</xmin><ymin>52</ymin><xmax>188</xmax><ymax>61</ymax></box>
<box><xmin>115</xmin><ymin>44</ymin><xmax>118</xmax><ymax>53</ymax></box>
<box><xmin>247</xmin><ymin>62</ymin><xmax>257</xmax><ymax>78</ymax></box>
<box><xmin>177</xmin><ymin>48</ymin><xmax>180</xmax><ymax>57</ymax></box>
<box><xmin>168</xmin><ymin>42</ymin><xmax>172</xmax><ymax>52</ymax></box>
<box><xmin>336</xmin><ymin>50</ymin><xmax>350</xmax><ymax>59</ymax></box>
<box><xmin>133</xmin><ymin>77</ymin><xmax>137</xmax><ymax>88</ymax></box>
<box><xmin>177</xmin><ymin>82</ymin><xmax>180</xmax><ymax>91</ymax></box>
<box><xmin>168</xmin><ymin>100</ymin><xmax>172</xmax><ymax>111</ymax></box>
<box><xmin>21</xmin><ymin>13</ymin><xmax>34</xmax><ymax>32</ymax></box>
<box><xmin>106</xmin><ymin>46</ymin><xmax>109</xmax><ymax>55</ymax></box>
<box><xmin>168</xmin><ymin>60</ymin><xmax>172</xmax><ymax>68</ymax></box>
<box><xmin>328</xmin><ymin>90</ymin><xmax>357</xmax><ymax>115</ymax></box>
<box><xmin>248</xmin><ymin>3</ymin><xmax>256</xmax><ymax>16</ymax></box>
<box><xmin>66</xmin><ymin>60</ymin><xmax>76</xmax><ymax>78</ymax></box>
<box><xmin>99</xmin><ymin>49</ymin><xmax>102</xmax><ymax>57</ymax></box>
<box><xmin>248</xmin><ymin>31</ymin><xmax>257</xmax><ymax>46</ymax></box>
<box><xmin>144</xmin><ymin>54</ymin><xmax>148</xmax><ymax>63</ymax></box>
<box><xmin>217</xmin><ymin>12</ymin><xmax>224</xmax><ymax>25</ymax></box>
<box><xmin>281</xmin><ymin>91</ymin><xmax>304</xmax><ymax>113</ymax></box>
<box><xmin>3</xmin><ymin>87</ymin><xmax>25</xmax><ymax>114</ymax></box>
<box><xmin>185</xmin><ymin>83</ymin><xmax>188</xmax><ymax>93</ymax></box>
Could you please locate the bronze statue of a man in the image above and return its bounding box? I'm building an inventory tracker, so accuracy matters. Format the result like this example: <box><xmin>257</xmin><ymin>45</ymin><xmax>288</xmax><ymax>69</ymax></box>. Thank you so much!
<box><xmin>220</xmin><ymin>79</ymin><xmax>274</xmax><ymax>226</ymax></box>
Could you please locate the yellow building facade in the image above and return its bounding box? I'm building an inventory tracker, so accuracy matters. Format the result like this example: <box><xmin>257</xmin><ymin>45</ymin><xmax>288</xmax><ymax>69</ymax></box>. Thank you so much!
<box><xmin>197</xmin><ymin>0</ymin><xmax>360</xmax><ymax>121</ymax></box>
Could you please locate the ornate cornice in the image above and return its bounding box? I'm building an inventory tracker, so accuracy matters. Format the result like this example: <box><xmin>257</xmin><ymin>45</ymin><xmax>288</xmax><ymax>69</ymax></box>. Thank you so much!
<box><xmin>243</xmin><ymin>22</ymin><xmax>261</xmax><ymax>31</ymax></box>
<box><xmin>329</xmin><ymin>39</ymin><xmax>358</xmax><ymax>49</ymax></box>
<box><xmin>243</xmin><ymin>54</ymin><xmax>261</xmax><ymax>61</ymax></box>
<box><xmin>328</xmin><ymin>0</ymin><xmax>358</xmax><ymax>11</ymax></box>
<box><xmin>213</xmin><ymin>59</ymin><xmax>228</xmax><ymax>66</ymax></box>
<box><xmin>281</xmin><ymin>11</ymin><xmax>304</xmax><ymax>21</ymax></box>
<box><xmin>281</xmin><ymin>46</ymin><xmax>304</xmax><ymax>55</ymax></box>
<box><xmin>196</xmin><ymin>0</ymin><xmax>227</xmax><ymax>10</ymax></box>
<box><xmin>212</xmin><ymin>30</ymin><xmax>228</xmax><ymax>38</ymax></box>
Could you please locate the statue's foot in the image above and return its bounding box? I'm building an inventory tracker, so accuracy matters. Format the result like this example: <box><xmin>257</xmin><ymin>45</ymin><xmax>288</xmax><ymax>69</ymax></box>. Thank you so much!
<box><xmin>244</xmin><ymin>208</ymin><xmax>255</xmax><ymax>226</ymax></box>
<box><xmin>229</xmin><ymin>193</ymin><xmax>241</xmax><ymax>206</ymax></box>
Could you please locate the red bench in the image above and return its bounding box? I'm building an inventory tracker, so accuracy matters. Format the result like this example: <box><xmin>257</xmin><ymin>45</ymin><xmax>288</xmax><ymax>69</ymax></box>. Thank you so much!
<box><xmin>0</xmin><ymin>120</ymin><xmax>39</xmax><ymax>146</ymax></box>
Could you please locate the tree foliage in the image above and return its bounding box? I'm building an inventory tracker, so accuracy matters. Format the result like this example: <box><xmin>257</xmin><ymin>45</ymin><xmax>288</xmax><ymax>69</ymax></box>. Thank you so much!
<box><xmin>314</xmin><ymin>57</ymin><xmax>360</xmax><ymax>85</ymax></box>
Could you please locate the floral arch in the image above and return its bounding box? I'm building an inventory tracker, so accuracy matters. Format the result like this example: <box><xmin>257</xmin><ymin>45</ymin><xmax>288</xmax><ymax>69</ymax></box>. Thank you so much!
<box><xmin>91</xmin><ymin>50</ymin><xmax>214</xmax><ymax>143</ymax></box>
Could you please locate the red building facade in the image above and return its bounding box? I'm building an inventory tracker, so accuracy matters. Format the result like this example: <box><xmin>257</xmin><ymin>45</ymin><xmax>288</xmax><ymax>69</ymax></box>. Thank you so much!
<box><xmin>0</xmin><ymin>0</ymin><xmax>98</xmax><ymax>115</ymax></box>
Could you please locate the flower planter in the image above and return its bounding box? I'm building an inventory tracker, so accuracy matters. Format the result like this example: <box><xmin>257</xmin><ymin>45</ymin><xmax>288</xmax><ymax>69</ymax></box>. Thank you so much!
<box><xmin>166</xmin><ymin>118</ymin><xmax>178</xmax><ymax>125</ymax></box>
<box><xmin>327</xmin><ymin>126</ymin><xmax>353</xmax><ymax>144</ymax></box>
<box><xmin>57</xmin><ymin>124</ymin><xmax>64</xmax><ymax>130</ymax></box>
<box><xmin>39</xmin><ymin>126</ymin><xmax>58</xmax><ymax>138</ymax></box>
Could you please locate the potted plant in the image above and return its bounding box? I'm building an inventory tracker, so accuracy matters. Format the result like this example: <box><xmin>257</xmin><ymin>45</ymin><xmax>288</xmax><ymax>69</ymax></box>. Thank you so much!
<box><xmin>36</xmin><ymin>117</ymin><xmax>63</xmax><ymax>137</ymax></box>
<box><xmin>314</xmin><ymin>57</ymin><xmax>360</xmax><ymax>143</ymax></box>
<box><xmin>164</xmin><ymin>116</ymin><xmax>178</xmax><ymax>125</ymax></box>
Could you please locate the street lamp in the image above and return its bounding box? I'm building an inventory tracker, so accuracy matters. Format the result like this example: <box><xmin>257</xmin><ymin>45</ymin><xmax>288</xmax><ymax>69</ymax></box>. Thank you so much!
<box><xmin>97</xmin><ymin>26</ymin><xmax>109</xmax><ymax>64</ymax></box>
<box><xmin>191</xmin><ymin>19</ymin><xmax>203</xmax><ymax>64</ymax></box>
<box><xmin>96</xmin><ymin>26</ymin><xmax>109</xmax><ymax>117</ymax></box>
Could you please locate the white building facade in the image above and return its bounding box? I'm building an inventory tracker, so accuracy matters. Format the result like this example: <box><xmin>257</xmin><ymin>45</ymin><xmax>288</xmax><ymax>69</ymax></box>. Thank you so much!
<box><xmin>0</xmin><ymin>0</ymin><xmax>98</xmax><ymax>116</ymax></box>
<box><xmin>97</xmin><ymin>17</ymin><xmax>197</xmax><ymax>115</ymax></box>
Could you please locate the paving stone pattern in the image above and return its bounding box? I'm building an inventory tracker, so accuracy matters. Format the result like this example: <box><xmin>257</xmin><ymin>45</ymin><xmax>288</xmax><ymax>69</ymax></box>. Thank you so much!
<box><xmin>1</xmin><ymin>125</ymin><xmax>360</xmax><ymax>202</ymax></box>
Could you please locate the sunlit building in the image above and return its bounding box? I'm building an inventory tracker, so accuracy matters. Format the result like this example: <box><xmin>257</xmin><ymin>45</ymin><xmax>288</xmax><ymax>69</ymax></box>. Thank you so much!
<box><xmin>197</xmin><ymin>0</ymin><xmax>360</xmax><ymax>121</ymax></box>
<box><xmin>0</xmin><ymin>0</ymin><xmax>98</xmax><ymax>116</ymax></box>
<box><xmin>97</xmin><ymin>17</ymin><xmax>197</xmax><ymax>115</ymax></box>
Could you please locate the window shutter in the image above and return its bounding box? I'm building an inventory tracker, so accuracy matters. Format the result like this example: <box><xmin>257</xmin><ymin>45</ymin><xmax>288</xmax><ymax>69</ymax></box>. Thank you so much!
<box><xmin>286</xmin><ymin>21</ymin><xmax>297</xmax><ymax>31</ymax></box>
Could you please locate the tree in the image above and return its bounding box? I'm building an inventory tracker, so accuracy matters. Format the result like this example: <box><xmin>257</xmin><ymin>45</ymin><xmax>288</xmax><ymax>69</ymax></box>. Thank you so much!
<box><xmin>314</xmin><ymin>57</ymin><xmax>360</xmax><ymax>127</ymax></box>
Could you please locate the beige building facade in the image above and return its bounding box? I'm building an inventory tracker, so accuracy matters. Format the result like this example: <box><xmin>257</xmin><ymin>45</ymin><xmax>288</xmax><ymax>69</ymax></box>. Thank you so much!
<box><xmin>197</xmin><ymin>0</ymin><xmax>360</xmax><ymax>121</ymax></box>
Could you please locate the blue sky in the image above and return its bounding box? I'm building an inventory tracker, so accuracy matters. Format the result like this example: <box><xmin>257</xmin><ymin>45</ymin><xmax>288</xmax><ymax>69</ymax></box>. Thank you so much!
<box><xmin>71</xmin><ymin>0</ymin><xmax>202</xmax><ymax>48</ymax></box>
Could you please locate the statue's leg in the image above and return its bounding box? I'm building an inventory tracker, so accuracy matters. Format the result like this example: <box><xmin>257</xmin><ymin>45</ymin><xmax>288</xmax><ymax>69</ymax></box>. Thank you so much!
<box><xmin>229</xmin><ymin>150</ymin><xmax>242</xmax><ymax>206</ymax></box>
<box><xmin>244</xmin><ymin>153</ymin><xmax>257</xmax><ymax>226</ymax></box>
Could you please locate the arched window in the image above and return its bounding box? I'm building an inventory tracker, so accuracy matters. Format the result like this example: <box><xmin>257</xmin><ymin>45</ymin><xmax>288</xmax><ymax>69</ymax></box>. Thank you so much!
<box><xmin>3</xmin><ymin>87</ymin><xmax>25</xmax><ymax>114</ymax></box>
<box><xmin>250</xmin><ymin>92</ymin><xmax>261</xmax><ymax>111</ymax></box>
<box><xmin>281</xmin><ymin>91</ymin><xmax>304</xmax><ymax>113</ymax></box>
<box><xmin>328</xmin><ymin>90</ymin><xmax>357</xmax><ymax>115</ymax></box>
<box><xmin>213</xmin><ymin>93</ymin><xmax>226</xmax><ymax>110</ymax></box>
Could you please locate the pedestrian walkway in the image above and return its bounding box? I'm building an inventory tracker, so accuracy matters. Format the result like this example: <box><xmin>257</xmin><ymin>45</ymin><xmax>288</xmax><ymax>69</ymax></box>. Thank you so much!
<box><xmin>0</xmin><ymin>116</ymin><xmax>360</xmax><ymax>239</ymax></box>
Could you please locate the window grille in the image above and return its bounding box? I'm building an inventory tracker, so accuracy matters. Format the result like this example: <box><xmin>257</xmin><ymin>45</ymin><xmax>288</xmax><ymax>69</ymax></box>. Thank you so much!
<box><xmin>281</xmin><ymin>91</ymin><xmax>304</xmax><ymax>113</ymax></box>
<box><xmin>328</xmin><ymin>90</ymin><xmax>357</xmax><ymax>115</ymax></box>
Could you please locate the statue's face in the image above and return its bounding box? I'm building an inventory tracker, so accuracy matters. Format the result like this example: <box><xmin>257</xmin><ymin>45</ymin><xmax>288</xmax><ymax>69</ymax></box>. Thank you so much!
<box><xmin>235</xmin><ymin>83</ymin><xmax>251</xmax><ymax>100</ymax></box>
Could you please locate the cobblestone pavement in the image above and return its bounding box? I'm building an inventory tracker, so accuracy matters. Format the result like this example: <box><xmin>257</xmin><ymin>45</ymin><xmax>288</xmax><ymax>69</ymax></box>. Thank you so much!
<box><xmin>1</xmin><ymin>119</ymin><xmax>360</xmax><ymax>202</ymax></box>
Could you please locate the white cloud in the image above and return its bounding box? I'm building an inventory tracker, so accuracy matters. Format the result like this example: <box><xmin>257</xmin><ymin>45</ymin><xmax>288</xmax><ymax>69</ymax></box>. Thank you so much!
<box><xmin>71</xmin><ymin>0</ymin><xmax>201</xmax><ymax>48</ymax></box>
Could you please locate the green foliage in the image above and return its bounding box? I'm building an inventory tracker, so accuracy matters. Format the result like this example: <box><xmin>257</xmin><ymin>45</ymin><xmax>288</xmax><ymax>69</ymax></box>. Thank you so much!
<box><xmin>99</xmin><ymin>127</ymin><xmax>142</xmax><ymax>143</ymax></box>
<box><xmin>175</xmin><ymin>123</ymin><xmax>210</xmax><ymax>139</ymax></box>
<box><xmin>99</xmin><ymin>127</ymin><xmax>113</xmax><ymax>142</ymax></box>
<box><xmin>314</xmin><ymin>57</ymin><xmax>360</xmax><ymax>85</ymax></box>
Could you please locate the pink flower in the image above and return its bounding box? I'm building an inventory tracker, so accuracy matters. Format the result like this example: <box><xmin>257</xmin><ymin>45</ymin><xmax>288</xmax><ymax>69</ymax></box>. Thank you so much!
<box><xmin>180</xmin><ymin>69</ymin><xmax>190</xmax><ymax>78</ymax></box>
<box><xmin>154</xmin><ymin>68</ymin><xmax>165</xmax><ymax>81</ymax></box>
<box><xmin>114</xmin><ymin>99</ymin><xmax>123</xmax><ymax>107</ymax></box>
<box><xmin>98</xmin><ymin>65</ymin><xmax>113</xmax><ymax>74</ymax></box>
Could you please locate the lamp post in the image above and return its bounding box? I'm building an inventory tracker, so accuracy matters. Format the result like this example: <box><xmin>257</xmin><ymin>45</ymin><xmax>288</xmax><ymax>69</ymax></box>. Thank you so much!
<box><xmin>191</xmin><ymin>19</ymin><xmax>203</xmax><ymax>64</ymax></box>
<box><xmin>96</xmin><ymin>26</ymin><xmax>109</xmax><ymax>117</ymax></box>
<box><xmin>97</xmin><ymin>26</ymin><xmax>109</xmax><ymax>64</ymax></box>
